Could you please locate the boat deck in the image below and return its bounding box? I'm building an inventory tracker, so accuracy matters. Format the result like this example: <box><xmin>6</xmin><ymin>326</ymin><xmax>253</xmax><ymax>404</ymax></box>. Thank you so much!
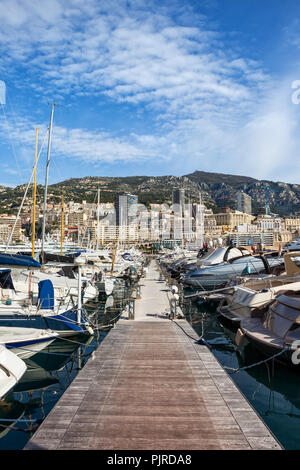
<box><xmin>24</xmin><ymin>261</ymin><xmax>281</xmax><ymax>450</ymax></box>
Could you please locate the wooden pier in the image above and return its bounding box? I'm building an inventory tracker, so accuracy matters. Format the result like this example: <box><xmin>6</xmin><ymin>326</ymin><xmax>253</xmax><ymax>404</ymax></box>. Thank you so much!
<box><xmin>25</xmin><ymin>261</ymin><xmax>281</xmax><ymax>450</ymax></box>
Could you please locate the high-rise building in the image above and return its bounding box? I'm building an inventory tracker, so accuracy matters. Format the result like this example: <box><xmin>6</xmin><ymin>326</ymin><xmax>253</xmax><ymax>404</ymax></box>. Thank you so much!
<box><xmin>236</xmin><ymin>192</ymin><xmax>252</xmax><ymax>215</ymax></box>
<box><xmin>172</xmin><ymin>188</ymin><xmax>185</xmax><ymax>208</ymax></box>
<box><xmin>114</xmin><ymin>193</ymin><xmax>138</xmax><ymax>226</ymax></box>
<box><xmin>172</xmin><ymin>188</ymin><xmax>185</xmax><ymax>224</ymax></box>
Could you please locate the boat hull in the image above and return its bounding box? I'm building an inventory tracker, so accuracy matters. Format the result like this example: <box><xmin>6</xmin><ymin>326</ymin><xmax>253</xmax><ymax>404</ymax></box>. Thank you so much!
<box><xmin>240</xmin><ymin>317</ymin><xmax>299</xmax><ymax>368</ymax></box>
<box><xmin>6</xmin><ymin>336</ymin><xmax>57</xmax><ymax>359</ymax></box>
<box><xmin>0</xmin><ymin>310</ymin><xmax>92</xmax><ymax>337</ymax></box>
<box><xmin>0</xmin><ymin>345</ymin><xmax>27</xmax><ymax>398</ymax></box>
<box><xmin>242</xmin><ymin>332</ymin><xmax>298</xmax><ymax>368</ymax></box>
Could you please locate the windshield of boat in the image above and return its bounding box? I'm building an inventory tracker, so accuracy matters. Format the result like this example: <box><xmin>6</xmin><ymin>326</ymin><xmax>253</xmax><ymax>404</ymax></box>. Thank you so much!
<box><xmin>202</xmin><ymin>247</ymin><xmax>248</xmax><ymax>266</ymax></box>
<box><xmin>201</xmin><ymin>248</ymin><xmax>227</xmax><ymax>266</ymax></box>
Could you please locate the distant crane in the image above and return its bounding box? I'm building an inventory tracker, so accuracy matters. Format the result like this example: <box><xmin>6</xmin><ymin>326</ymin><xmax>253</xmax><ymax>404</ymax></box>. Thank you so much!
<box><xmin>262</xmin><ymin>185</ymin><xmax>278</xmax><ymax>216</ymax></box>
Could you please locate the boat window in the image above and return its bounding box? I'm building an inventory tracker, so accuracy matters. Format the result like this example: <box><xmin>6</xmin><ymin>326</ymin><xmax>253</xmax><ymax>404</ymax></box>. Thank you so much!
<box><xmin>230</xmin><ymin>256</ymin><xmax>254</xmax><ymax>265</ymax></box>
<box><xmin>227</xmin><ymin>248</ymin><xmax>248</xmax><ymax>259</ymax></box>
<box><xmin>189</xmin><ymin>273</ymin><xmax>214</xmax><ymax>278</ymax></box>
<box><xmin>202</xmin><ymin>248</ymin><xmax>226</xmax><ymax>266</ymax></box>
<box><xmin>263</xmin><ymin>309</ymin><xmax>294</xmax><ymax>337</ymax></box>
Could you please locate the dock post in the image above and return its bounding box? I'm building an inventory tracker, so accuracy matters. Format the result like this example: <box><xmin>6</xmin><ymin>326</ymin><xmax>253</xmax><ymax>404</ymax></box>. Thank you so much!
<box><xmin>136</xmin><ymin>285</ymin><xmax>141</xmax><ymax>299</ymax></box>
<box><xmin>128</xmin><ymin>298</ymin><xmax>135</xmax><ymax>319</ymax></box>
<box><xmin>169</xmin><ymin>297</ymin><xmax>177</xmax><ymax>319</ymax></box>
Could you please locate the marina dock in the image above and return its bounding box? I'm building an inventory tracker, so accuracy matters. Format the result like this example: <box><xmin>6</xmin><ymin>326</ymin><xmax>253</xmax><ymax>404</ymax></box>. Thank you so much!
<box><xmin>25</xmin><ymin>261</ymin><xmax>281</xmax><ymax>450</ymax></box>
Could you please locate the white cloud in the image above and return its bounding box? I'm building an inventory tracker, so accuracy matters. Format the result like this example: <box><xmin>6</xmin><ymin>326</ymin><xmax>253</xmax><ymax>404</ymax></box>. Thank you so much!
<box><xmin>0</xmin><ymin>0</ymin><xmax>267</xmax><ymax>117</ymax></box>
<box><xmin>0</xmin><ymin>77</ymin><xmax>299</xmax><ymax>185</ymax></box>
<box><xmin>0</xmin><ymin>117</ymin><xmax>167</xmax><ymax>168</ymax></box>
<box><xmin>0</xmin><ymin>0</ymin><xmax>298</xmax><ymax>183</ymax></box>
<box><xmin>236</xmin><ymin>80</ymin><xmax>300</xmax><ymax>182</ymax></box>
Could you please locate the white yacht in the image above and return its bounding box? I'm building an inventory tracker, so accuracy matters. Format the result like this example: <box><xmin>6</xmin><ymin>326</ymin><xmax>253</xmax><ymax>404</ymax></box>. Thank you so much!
<box><xmin>0</xmin><ymin>345</ymin><xmax>27</xmax><ymax>399</ymax></box>
<box><xmin>218</xmin><ymin>251</ymin><xmax>300</xmax><ymax>324</ymax></box>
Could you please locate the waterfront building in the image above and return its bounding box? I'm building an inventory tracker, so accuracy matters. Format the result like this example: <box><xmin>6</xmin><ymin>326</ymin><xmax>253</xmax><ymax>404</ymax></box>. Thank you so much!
<box><xmin>236</xmin><ymin>191</ymin><xmax>252</xmax><ymax>215</ymax></box>
<box><xmin>253</xmin><ymin>215</ymin><xmax>285</xmax><ymax>232</ymax></box>
<box><xmin>205</xmin><ymin>210</ymin><xmax>255</xmax><ymax>229</ymax></box>
<box><xmin>0</xmin><ymin>216</ymin><xmax>23</xmax><ymax>243</ymax></box>
<box><xmin>172</xmin><ymin>188</ymin><xmax>185</xmax><ymax>222</ymax></box>
<box><xmin>228</xmin><ymin>231</ymin><xmax>275</xmax><ymax>247</ymax></box>
<box><xmin>66</xmin><ymin>211</ymin><xmax>87</xmax><ymax>227</ymax></box>
<box><xmin>114</xmin><ymin>193</ymin><xmax>138</xmax><ymax>226</ymax></box>
<box><xmin>97</xmin><ymin>223</ymin><xmax>139</xmax><ymax>243</ymax></box>
<box><xmin>284</xmin><ymin>217</ymin><xmax>300</xmax><ymax>235</ymax></box>
<box><xmin>172</xmin><ymin>188</ymin><xmax>185</xmax><ymax>208</ymax></box>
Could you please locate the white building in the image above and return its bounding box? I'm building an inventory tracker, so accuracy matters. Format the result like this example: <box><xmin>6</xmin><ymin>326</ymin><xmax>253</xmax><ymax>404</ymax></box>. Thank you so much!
<box><xmin>236</xmin><ymin>191</ymin><xmax>252</xmax><ymax>215</ymax></box>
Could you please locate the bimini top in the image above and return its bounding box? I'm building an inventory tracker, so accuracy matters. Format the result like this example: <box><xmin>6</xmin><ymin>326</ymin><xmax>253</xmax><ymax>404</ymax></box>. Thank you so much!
<box><xmin>0</xmin><ymin>253</ymin><xmax>41</xmax><ymax>268</ymax></box>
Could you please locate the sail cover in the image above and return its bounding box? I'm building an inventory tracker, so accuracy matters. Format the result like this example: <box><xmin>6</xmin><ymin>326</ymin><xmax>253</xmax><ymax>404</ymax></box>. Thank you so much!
<box><xmin>38</xmin><ymin>280</ymin><xmax>54</xmax><ymax>310</ymax></box>
<box><xmin>39</xmin><ymin>252</ymin><xmax>77</xmax><ymax>264</ymax></box>
<box><xmin>57</xmin><ymin>266</ymin><xmax>76</xmax><ymax>279</ymax></box>
<box><xmin>0</xmin><ymin>269</ymin><xmax>14</xmax><ymax>290</ymax></box>
<box><xmin>0</xmin><ymin>253</ymin><xmax>41</xmax><ymax>268</ymax></box>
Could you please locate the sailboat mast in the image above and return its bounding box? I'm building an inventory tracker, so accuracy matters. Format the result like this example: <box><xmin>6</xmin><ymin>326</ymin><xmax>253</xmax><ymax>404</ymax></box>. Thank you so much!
<box><xmin>60</xmin><ymin>193</ymin><xmax>64</xmax><ymax>256</ymax></box>
<box><xmin>41</xmin><ymin>103</ymin><xmax>55</xmax><ymax>256</ymax></box>
<box><xmin>96</xmin><ymin>186</ymin><xmax>100</xmax><ymax>251</ymax></box>
<box><xmin>111</xmin><ymin>239</ymin><xmax>116</xmax><ymax>273</ymax></box>
<box><xmin>32</xmin><ymin>128</ymin><xmax>39</xmax><ymax>258</ymax></box>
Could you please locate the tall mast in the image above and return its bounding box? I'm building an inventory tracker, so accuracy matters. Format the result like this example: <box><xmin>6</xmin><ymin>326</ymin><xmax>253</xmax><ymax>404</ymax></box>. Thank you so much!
<box><xmin>41</xmin><ymin>103</ymin><xmax>55</xmax><ymax>256</ymax></box>
<box><xmin>60</xmin><ymin>193</ymin><xmax>64</xmax><ymax>256</ymax></box>
<box><xmin>96</xmin><ymin>186</ymin><xmax>100</xmax><ymax>251</ymax></box>
<box><xmin>31</xmin><ymin>128</ymin><xmax>39</xmax><ymax>258</ymax></box>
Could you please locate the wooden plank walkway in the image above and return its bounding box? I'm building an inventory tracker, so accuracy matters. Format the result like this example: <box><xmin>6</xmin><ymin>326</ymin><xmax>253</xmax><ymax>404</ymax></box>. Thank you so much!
<box><xmin>24</xmin><ymin>261</ymin><xmax>282</xmax><ymax>450</ymax></box>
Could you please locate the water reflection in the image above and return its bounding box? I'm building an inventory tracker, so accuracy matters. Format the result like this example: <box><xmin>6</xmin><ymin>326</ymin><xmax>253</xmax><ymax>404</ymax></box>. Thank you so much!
<box><xmin>182</xmin><ymin>294</ymin><xmax>300</xmax><ymax>450</ymax></box>
<box><xmin>0</xmin><ymin>284</ymin><xmax>133</xmax><ymax>450</ymax></box>
<box><xmin>6</xmin><ymin>277</ymin><xmax>300</xmax><ymax>450</ymax></box>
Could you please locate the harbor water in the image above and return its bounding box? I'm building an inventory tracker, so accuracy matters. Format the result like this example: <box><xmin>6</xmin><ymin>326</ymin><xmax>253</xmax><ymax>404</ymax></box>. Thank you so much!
<box><xmin>0</xmin><ymin>283</ymin><xmax>133</xmax><ymax>450</ymax></box>
<box><xmin>182</xmin><ymin>295</ymin><xmax>300</xmax><ymax>450</ymax></box>
<box><xmin>2</xmin><ymin>278</ymin><xmax>300</xmax><ymax>450</ymax></box>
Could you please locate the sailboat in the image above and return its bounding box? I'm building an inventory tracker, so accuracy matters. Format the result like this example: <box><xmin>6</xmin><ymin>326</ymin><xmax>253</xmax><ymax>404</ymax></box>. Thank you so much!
<box><xmin>0</xmin><ymin>116</ymin><xmax>94</xmax><ymax>337</ymax></box>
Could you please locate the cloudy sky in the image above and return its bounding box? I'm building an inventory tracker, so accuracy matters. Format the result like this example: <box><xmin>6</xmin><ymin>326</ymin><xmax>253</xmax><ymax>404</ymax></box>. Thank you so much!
<box><xmin>0</xmin><ymin>0</ymin><xmax>300</xmax><ymax>186</ymax></box>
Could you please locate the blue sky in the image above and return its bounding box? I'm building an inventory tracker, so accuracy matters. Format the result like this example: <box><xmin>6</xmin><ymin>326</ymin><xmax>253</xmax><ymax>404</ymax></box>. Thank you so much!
<box><xmin>0</xmin><ymin>0</ymin><xmax>300</xmax><ymax>187</ymax></box>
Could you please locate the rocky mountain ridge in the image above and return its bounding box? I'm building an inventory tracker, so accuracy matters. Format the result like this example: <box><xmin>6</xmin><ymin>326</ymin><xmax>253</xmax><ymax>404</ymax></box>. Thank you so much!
<box><xmin>0</xmin><ymin>171</ymin><xmax>299</xmax><ymax>216</ymax></box>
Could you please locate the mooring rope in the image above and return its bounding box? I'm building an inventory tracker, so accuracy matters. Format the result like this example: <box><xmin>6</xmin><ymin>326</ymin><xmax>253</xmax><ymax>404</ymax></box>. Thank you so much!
<box><xmin>169</xmin><ymin>317</ymin><xmax>212</xmax><ymax>350</ymax></box>
<box><xmin>222</xmin><ymin>348</ymin><xmax>290</xmax><ymax>373</ymax></box>
<box><xmin>169</xmin><ymin>312</ymin><xmax>291</xmax><ymax>373</ymax></box>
